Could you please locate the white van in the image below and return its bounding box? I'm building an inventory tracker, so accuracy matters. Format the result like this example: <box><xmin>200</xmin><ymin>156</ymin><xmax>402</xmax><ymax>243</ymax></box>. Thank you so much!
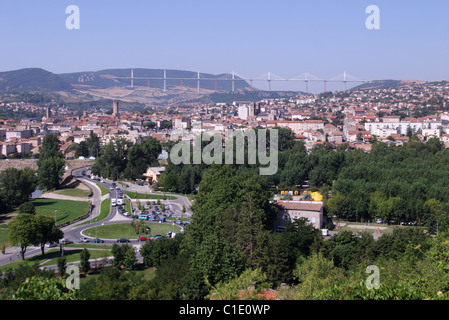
<box><xmin>117</xmin><ymin>198</ymin><xmax>123</xmax><ymax>206</ymax></box>
<box><xmin>111</xmin><ymin>199</ymin><xmax>117</xmax><ymax>207</ymax></box>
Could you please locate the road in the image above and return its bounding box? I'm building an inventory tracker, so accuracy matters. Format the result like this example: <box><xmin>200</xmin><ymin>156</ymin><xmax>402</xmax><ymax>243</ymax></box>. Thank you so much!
<box><xmin>0</xmin><ymin>166</ymin><xmax>192</xmax><ymax>268</ymax></box>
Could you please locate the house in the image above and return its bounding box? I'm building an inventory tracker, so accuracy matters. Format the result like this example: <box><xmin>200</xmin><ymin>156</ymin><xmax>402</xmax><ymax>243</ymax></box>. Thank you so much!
<box><xmin>275</xmin><ymin>200</ymin><xmax>324</xmax><ymax>229</ymax></box>
<box><xmin>143</xmin><ymin>167</ymin><xmax>166</xmax><ymax>183</ymax></box>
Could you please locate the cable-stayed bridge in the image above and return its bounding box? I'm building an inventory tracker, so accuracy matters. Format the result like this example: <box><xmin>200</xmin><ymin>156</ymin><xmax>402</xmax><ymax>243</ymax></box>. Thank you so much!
<box><xmin>116</xmin><ymin>69</ymin><xmax>370</xmax><ymax>93</ymax></box>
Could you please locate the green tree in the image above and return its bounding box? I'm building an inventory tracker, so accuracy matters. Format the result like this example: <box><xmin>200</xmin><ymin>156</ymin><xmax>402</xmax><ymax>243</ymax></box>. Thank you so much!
<box><xmin>80</xmin><ymin>248</ymin><xmax>91</xmax><ymax>274</ymax></box>
<box><xmin>125</xmin><ymin>137</ymin><xmax>161</xmax><ymax>180</ymax></box>
<box><xmin>34</xmin><ymin>215</ymin><xmax>64</xmax><ymax>255</ymax></box>
<box><xmin>12</xmin><ymin>276</ymin><xmax>78</xmax><ymax>300</ymax></box>
<box><xmin>8</xmin><ymin>213</ymin><xmax>38</xmax><ymax>260</ymax></box>
<box><xmin>0</xmin><ymin>167</ymin><xmax>37</xmax><ymax>209</ymax></box>
<box><xmin>37</xmin><ymin>133</ymin><xmax>65</xmax><ymax>190</ymax></box>
<box><xmin>112</xmin><ymin>243</ymin><xmax>137</xmax><ymax>270</ymax></box>
<box><xmin>57</xmin><ymin>256</ymin><xmax>67</xmax><ymax>278</ymax></box>
<box><xmin>37</xmin><ymin>157</ymin><xmax>66</xmax><ymax>190</ymax></box>
<box><xmin>207</xmin><ymin>268</ymin><xmax>268</xmax><ymax>300</ymax></box>
<box><xmin>92</xmin><ymin>137</ymin><xmax>131</xmax><ymax>180</ymax></box>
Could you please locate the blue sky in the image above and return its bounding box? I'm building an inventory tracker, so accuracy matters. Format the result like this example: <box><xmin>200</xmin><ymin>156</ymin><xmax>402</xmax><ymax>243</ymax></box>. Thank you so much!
<box><xmin>0</xmin><ymin>0</ymin><xmax>448</xmax><ymax>91</ymax></box>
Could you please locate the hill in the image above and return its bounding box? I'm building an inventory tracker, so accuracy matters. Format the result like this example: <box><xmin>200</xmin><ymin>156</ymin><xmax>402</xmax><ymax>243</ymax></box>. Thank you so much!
<box><xmin>59</xmin><ymin>68</ymin><xmax>250</xmax><ymax>91</ymax></box>
<box><xmin>0</xmin><ymin>68</ymin><xmax>72</xmax><ymax>92</ymax></box>
<box><xmin>350</xmin><ymin>80</ymin><xmax>402</xmax><ymax>91</ymax></box>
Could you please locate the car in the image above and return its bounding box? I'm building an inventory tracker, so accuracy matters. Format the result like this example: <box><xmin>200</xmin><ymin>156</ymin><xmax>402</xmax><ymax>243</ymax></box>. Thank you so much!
<box><xmin>153</xmin><ymin>234</ymin><xmax>162</xmax><ymax>240</ymax></box>
<box><xmin>158</xmin><ymin>217</ymin><xmax>166</xmax><ymax>222</ymax></box>
<box><xmin>148</xmin><ymin>215</ymin><xmax>157</xmax><ymax>221</ymax></box>
<box><xmin>60</xmin><ymin>239</ymin><xmax>73</xmax><ymax>245</ymax></box>
<box><xmin>92</xmin><ymin>238</ymin><xmax>105</xmax><ymax>243</ymax></box>
<box><xmin>80</xmin><ymin>237</ymin><xmax>90</xmax><ymax>243</ymax></box>
<box><xmin>117</xmin><ymin>238</ymin><xmax>130</xmax><ymax>243</ymax></box>
<box><xmin>117</xmin><ymin>198</ymin><xmax>123</xmax><ymax>206</ymax></box>
<box><xmin>45</xmin><ymin>242</ymin><xmax>58</xmax><ymax>248</ymax></box>
<box><xmin>137</xmin><ymin>236</ymin><xmax>149</xmax><ymax>241</ymax></box>
<box><xmin>109</xmin><ymin>186</ymin><xmax>115</xmax><ymax>190</ymax></box>
<box><xmin>111</xmin><ymin>199</ymin><xmax>117</xmax><ymax>206</ymax></box>
<box><xmin>139</xmin><ymin>214</ymin><xmax>149</xmax><ymax>220</ymax></box>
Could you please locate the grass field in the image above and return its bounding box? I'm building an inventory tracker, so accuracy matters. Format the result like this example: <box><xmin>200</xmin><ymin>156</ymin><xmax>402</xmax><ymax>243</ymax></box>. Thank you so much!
<box><xmin>28</xmin><ymin>198</ymin><xmax>90</xmax><ymax>227</ymax></box>
<box><xmin>40</xmin><ymin>248</ymin><xmax>112</xmax><ymax>266</ymax></box>
<box><xmin>82</xmin><ymin>222</ymin><xmax>181</xmax><ymax>240</ymax></box>
<box><xmin>53</xmin><ymin>188</ymin><xmax>91</xmax><ymax>198</ymax></box>
<box><xmin>0</xmin><ymin>246</ymin><xmax>113</xmax><ymax>272</ymax></box>
<box><xmin>332</xmin><ymin>220</ymin><xmax>422</xmax><ymax>236</ymax></box>
<box><xmin>97</xmin><ymin>184</ymin><xmax>110</xmax><ymax>196</ymax></box>
<box><xmin>124</xmin><ymin>191</ymin><xmax>177</xmax><ymax>200</ymax></box>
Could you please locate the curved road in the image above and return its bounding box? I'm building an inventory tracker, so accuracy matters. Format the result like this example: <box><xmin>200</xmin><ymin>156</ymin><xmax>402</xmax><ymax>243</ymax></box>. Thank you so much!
<box><xmin>0</xmin><ymin>166</ymin><xmax>191</xmax><ymax>267</ymax></box>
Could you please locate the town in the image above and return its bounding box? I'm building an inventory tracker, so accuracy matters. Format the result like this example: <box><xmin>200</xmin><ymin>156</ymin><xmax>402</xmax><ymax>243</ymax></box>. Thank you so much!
<box><xmin>1</xmin><ymin>80</ymin><xmax>448</xmax><ymax>160</ymax></box>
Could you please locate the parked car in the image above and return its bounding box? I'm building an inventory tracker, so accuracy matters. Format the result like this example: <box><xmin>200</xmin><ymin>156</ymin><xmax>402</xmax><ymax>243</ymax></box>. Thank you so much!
<box><xmin>139</xmin><ymin>214</ymin><xmax>149</xmax><ymax>220</ymax></box>
<box><xmin>92</xmin><ymin>238</ymin><xmax>105</xmax><ymax>243</ymax></box>
<box><xmin>80</xmin><ymin>237</ymin><xmax>90</xmax><ymax>243</ymax></box>
<box><xmin>137</xmin><ymin>236</ymin><xmax>149</xmax><ymax>241</ymax></box>
<box><xmin>117</xmin><ymin>238</ymin><xmax>130</xmax><ymax>243</ymax></box>
<box><xmin>153</xmin><ymin>234</ymin><xmax>162</xmax><ymax>240</ymax></box>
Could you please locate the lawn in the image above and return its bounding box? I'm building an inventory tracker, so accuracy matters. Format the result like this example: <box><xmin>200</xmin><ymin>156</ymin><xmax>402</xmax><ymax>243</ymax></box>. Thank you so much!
<box><xmin>41</xmin><ymin>247</ymin><xmax>112</xmax><ymax>266</ymax></box>
<box><xmin>77</xmin><ymin>198</ymin><xmax>110</xmax><ymax>226</ymax></box>
<box><xmin>124</xmin><ymin>191</ymin><xmax>177</xmax><ymax>200</ymax></box>
<box><xmin>0</xmin><ymin>246</ymin><xmax>113</xmax><ymax>271</ymax></box>
<box><xmin>28</xmin><ymin>198</ymin><xmax>90</xmax><ymax>227</ymax></box>
<box><xmin>82</xmin><ymin>222</ymin><xmax>181</xmax><ymax>240</ymax></box>
<box><xmin>97</xmin><ymin>184</ymin><xmax>110</xmax><ymax>196</ymax></box>
<box><xmin>53</xmin><ymin>188</ymin><xmax>91</xmax><ymax>198</ymax></box>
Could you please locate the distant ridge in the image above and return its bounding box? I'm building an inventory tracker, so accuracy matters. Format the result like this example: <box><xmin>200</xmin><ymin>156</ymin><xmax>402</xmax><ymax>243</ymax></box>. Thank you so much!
<box><xmin>0</xmin><ymin>68</ymin><xmax>72</xmax><ymax>92</ymax></box>
<box><xmin>350</xmin><ymin>80</ymin><xmax>401</xmax><ymax>91</ymax></box>
<box><xmin>351</xmin><ymin>79</ymin><xmax>449</xmax><ymax>91</ymax></box>
<box><xmin>59</xmin><ymin>68</ymin><xmax>250</xmax><ymax>91</ymax></box>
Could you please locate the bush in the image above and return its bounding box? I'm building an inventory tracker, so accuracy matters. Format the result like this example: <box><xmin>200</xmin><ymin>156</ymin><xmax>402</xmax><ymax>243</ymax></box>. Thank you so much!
<box><xmin>19</xmin><ymin>202</ymin><xmax>36</xmax><ymax>215</ymax></box>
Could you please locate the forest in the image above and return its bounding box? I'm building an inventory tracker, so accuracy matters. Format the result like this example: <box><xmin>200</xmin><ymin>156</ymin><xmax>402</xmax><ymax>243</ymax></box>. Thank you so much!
<box><xmin>158</xmin><ymin>129</ymin><xmax>449</xmax><ymax>234</ymax></box>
